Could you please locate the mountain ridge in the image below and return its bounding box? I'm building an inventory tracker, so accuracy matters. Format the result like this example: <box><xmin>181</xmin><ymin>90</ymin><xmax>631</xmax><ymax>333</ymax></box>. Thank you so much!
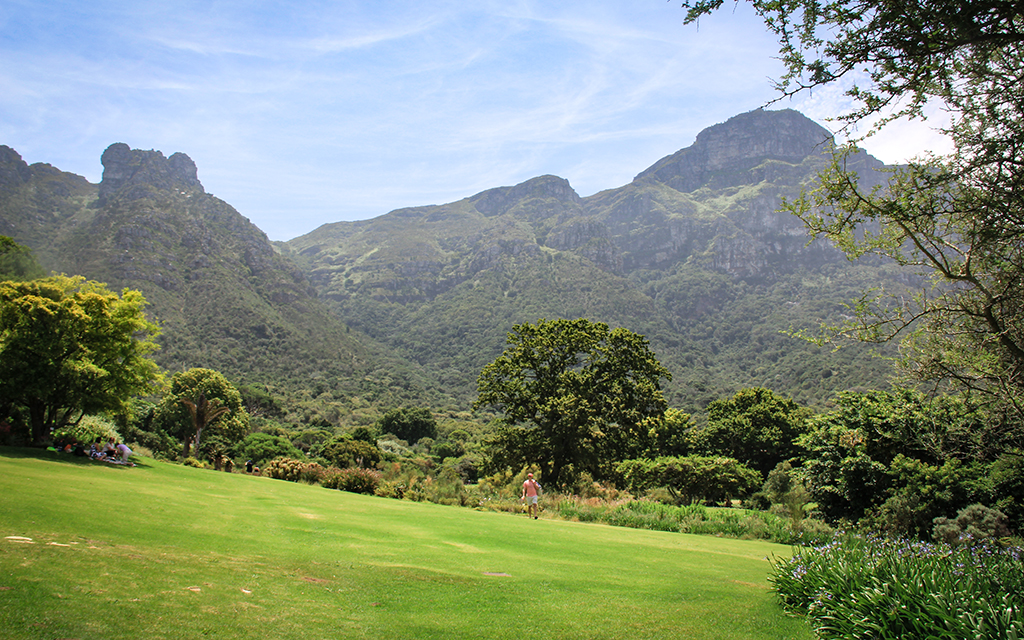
<box><xmin>1</xmin><ymin>108</ymin><xmax>900</xmax><ymax>420</ymax></box>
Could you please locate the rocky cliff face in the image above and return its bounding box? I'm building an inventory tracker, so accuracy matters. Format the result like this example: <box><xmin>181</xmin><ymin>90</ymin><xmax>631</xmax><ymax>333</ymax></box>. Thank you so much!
<box><xmin>633</xmin><ymin>109</ymin><xmax>833</xmax><ymax>191</ymax></box>
<box><xmin>99</xmin><ymin>143</ymin><xmax>204</xmax><ymax>202</ymax></box>
<box><xmin>285</xmin><ymin>109</ymin><xmax>879</xmax><ymax>302</ymax></box>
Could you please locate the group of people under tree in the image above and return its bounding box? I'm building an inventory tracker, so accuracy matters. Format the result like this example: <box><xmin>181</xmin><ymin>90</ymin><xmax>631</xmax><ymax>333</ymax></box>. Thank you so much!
<box><xmin>52</xmin><ymin>435</ymin><xmax>134</xmax><ymax>466</ymax></box>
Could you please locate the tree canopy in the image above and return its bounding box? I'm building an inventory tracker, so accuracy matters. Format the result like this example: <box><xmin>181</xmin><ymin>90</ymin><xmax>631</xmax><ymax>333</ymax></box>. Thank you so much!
<box><xmin>0</xmin><ymin>275</ymin><xmax>162</xmax><ymax>444</ymax></box>
<box><xmin>376</xmin><ymin>406</ymin><xmax>437</xmax><ymax>444</ymax></box>
<box><xmin>0</xmin><ymin>236</ymin><xmax>44</xmax><ymax>281</ymax></box>
<box><xmin>151</xmin><ymin>368</ymin><xmax>250</xmax><ymax>457</ymax></box>
<box><xmin>474</xmin><ymin>318</ymin><xmax>671</xmax><ymax>486</ymax></box>
<box><xmin>691</xmin><ymin>387</ymin><xmax>810</xmax><ymax>475</ymax></box>
<box><xmin>683</xmin><ymin>0</ymin><xmax>1024</xmax><ymax>418</ymax></box>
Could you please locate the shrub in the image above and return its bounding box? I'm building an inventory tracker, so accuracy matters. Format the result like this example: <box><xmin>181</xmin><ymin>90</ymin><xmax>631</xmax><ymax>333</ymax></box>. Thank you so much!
<box><xmin>615</xmin><ymin>455</ymin><xmax>762</xmax><ymax>505</ymax></box>
<box><xmin>323</xmin><ymin>467</ymin><xmax>382</xmax><ymax>494</ymax></box>
<box><xmin>182</xmin><ymin>457</ymin><xmax>205</xmax><ymax>468</ymax></box>
<box><xmin>53</xmin><ymin>415</ymin><xmax>121</xmax><ymax>448</ymax></box>
<box><xmin>265</xmin><ymin>457</ymin><xmax>324</xmax><ymax>483</ymax></box>
<box><xmin>321</xmin><ymin>436</ymin><xmax>382</xmax><ymax>469</ymax></box>
<box><xmin>933</xmin><ymin>503</ymin><xmax>1012</xmax><ymax>545</ymax></box>
<box><xmin>232</xmin><ymin>432</ymin><xmax>303</xmax><ymax>467</ymax></box>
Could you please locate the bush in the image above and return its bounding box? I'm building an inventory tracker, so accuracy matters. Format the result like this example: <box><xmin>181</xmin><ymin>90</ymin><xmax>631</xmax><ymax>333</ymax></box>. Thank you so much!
<box><xmin>323</xmin><ymin>467</ymin><xmax>382</xmax><ymax>494</ymax></box>
<box><xmin>232</xmin><ymin>432</ymin><xmax>303</xmax><ymax>467</ymax></box>
<box><xmin>321</xmin><ymin>436</ymin><xmax>382</xmax><ymax>469</ymax></box>
<box><xmin>53</xmin><ymin>415</ymin><xmax>121</xmax><ymax>448</ymax></box>
<box><xmin>182</xmin><ymin>457</ymin><xmax>205</xmax><ymax>468</ymax></box>
<box><xmin>933</xmin><ymin>503</ymin><xmax>1012</xmax><ymax>545</ymax></box>
<box><xmin>265</xmin><ymin>457</ymin><xmax>324</xmax><ymax>483</ymax></box>
<box><xmin>615</xmin><ymin>455</ymin><xmax>762</xmax><ymax>505</ymax></box>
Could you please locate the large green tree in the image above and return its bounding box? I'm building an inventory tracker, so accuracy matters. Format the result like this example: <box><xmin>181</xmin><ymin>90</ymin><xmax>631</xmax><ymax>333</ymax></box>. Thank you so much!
<box><xmin>151</xmin><ymin>368</ymin><xmax>250</xmax><ymax>458</ymax></box>
<box><xmin>682</xmin><ymin>0</ymin><xmax>1024</xmax><ymax>417</ymax></box>
<box><xmin>690</xmin><ymin>387</ymin><xmax>810</xmax><ymax>476</ymax></box>
<box><xmin>375</xmin><ymin>406</ymin><xmax>437</xmax><ymax>444</ymax></box>
<box><xmin>0</xmin><ymin>275</ymin><xmax>162</xmax><ymax>444</ymax></box>
<box><xmin>474</xmin><ymin>318</ymin><xmax>671</xmax><ymax>486</ymax></box>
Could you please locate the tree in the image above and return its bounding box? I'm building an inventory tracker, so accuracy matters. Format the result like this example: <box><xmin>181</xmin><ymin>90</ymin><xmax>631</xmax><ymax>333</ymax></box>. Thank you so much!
<box><xmin>0</xmin><ymin>275</ymin><xmax>161</xmax><ymax>444</ymax></box>
<box><xmin>474</xmin><ymin>318</ymin><xmax>671</xmax><ymax>486</ymax></box>
<box><xmin>797</xmin><ymin>389</ymin><xmax>1001</xmax><ymax>535</ymax></box>
<box><xmin>681</xmin><ymin>0</ymin><xmax>1024</xmax><ymax>417</ymax></box>
<box><xmin>151</xmin><ymin>368</ymin><xmax>249</xmax><ymax>458</ymax></box>
<box><xmin>0</xmin><ymin>236</ymin><xmax>44</xmax><ymax>281</ymax></box>
<box><xmin>690</xmin><ymin>387</ymin><xmax>810</xmax><ymax>476</ymax></box>
<box><xmin>376</xmin><ymin>407</ymin><xmax>437</xmax><ymax>443</ymax></box>
<box><xmin>321</xmin><ymin>435</ymin><xmax>382</xmax><ymax>469</ymax></box>
<box><xmin>232</xmin><ymin>432</ymin><xmax>303</xmax><ymax>467</ymax></box>
<box><xmin>181</xmin><ymin>393</ymin><xmax>231</xmax><ymax>456</ymax></box>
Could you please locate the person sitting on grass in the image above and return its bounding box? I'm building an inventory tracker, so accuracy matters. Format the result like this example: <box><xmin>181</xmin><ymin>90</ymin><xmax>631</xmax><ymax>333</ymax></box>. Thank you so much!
<box><xmin>89</xmin><ymin>438</ymin><xmax>109</xmax><ymax>461</ymax></box>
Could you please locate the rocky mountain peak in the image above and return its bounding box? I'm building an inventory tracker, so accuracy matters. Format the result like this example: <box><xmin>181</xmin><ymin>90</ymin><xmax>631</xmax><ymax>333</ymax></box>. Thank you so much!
<box><xmin>471</xmin><ymin>174</ymin><xmax>579</xmax><ymax>217</ymax></box>
<box><xmin>634</xmin><ymin>109</ymin><xmax>833</xmax><ymax>192</ymax></box>
<box><xmin>0</xmin><ymin>145</ymin><xmax>33</xmax><ymax>188</ymax></box>
<box><xmin>99</xmin><ymin>143</ymin><xmax>204</xmax><ymax>202</ymax></box>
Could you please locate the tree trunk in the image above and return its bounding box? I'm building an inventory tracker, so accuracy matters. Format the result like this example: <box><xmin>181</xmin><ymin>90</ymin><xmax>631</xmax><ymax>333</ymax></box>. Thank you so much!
<box><xmin>28</xmin><ymin>401</ymin><xmax>47</xmax><ymax>446</ymax></box>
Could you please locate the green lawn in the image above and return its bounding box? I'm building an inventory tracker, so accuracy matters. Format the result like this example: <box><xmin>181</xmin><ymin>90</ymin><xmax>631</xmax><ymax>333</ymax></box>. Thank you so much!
<box><xmin>0</xmin><ymin>448</ymin><xmax>811</xmax><ymax>639</ymax></box>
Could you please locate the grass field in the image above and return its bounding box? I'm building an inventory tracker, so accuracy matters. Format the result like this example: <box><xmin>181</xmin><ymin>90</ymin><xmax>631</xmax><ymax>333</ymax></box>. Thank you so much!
<box><xmin>0</xmin><ymin>447</ymin><xmax>812</xmax><ymax>639</ymax></box>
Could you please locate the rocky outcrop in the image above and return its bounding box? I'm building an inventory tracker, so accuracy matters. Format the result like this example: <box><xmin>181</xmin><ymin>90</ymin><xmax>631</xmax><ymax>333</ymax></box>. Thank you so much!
<box><xmin>0</xmin><ymin>146</ymin><xmax>33</xmax><ymax>188</ymax></box>
<box><xmin>633</xmin><ymin>109</ymin><xmax>833</xmax><ymax>192</ymax></box>
<box><xmin>471</xmin><ymin>175</ymin><xmax>580</xmax><ymax>217</ymax></box>
<box><xmin>99</xmin><ymin>143</ymin><xmax>204</xmax><ymax>202</ymax></box>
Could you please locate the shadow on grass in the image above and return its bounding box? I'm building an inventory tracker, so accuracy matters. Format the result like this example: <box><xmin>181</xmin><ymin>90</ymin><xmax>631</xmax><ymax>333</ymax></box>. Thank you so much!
<box><xmin>0</xmin><ymin>445</ymin><xmax>154</xmax><ymax>469</ymax></box>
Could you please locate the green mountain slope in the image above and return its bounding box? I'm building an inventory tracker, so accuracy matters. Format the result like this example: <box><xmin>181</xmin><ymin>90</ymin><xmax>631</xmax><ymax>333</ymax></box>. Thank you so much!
<box><xmin>282</xmin><ymin>109</ymin><xmax>900</xmax><ymax>410</ymax></box>
<box><xmin>0</xmin><ymin>143</ymin><xmax>440</xmax><ymax>422</ymax></box>
<box><xmin>2</xmin><ymin>108</ymin><xmax>903</xmax><ymax>420</ymax></box>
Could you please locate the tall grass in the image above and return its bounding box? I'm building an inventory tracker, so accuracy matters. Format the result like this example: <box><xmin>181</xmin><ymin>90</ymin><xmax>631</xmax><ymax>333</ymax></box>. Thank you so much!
<box><xmin>769</xmin><ymin>533</ymin><xmax>1024</xmax><ymax>639</ymax></box>
<box><xmin>554</xmin><ymin>497</ymin><xmax>832</xmax><ymax>545</ymax></box>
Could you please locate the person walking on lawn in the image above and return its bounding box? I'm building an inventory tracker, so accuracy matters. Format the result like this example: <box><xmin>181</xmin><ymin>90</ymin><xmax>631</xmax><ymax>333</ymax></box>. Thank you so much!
<box><xmin>521</xmin><ymin>473</ymin><xmax>541</xmax><ymax>519</ymax></box>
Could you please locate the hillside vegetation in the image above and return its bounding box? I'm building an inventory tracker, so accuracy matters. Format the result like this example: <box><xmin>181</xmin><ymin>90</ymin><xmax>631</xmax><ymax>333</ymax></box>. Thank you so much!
<box><xmin>1</xmin><ymin>109</ymin><xmax>902</xmax><ymax>423</ymax></box>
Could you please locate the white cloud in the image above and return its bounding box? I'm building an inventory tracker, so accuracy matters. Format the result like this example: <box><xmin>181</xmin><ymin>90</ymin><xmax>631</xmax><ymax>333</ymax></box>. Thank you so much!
<box><xmin>1</xmin><ymin>0</ymin><xmax>954</xmax><ymax>241</ymax></box>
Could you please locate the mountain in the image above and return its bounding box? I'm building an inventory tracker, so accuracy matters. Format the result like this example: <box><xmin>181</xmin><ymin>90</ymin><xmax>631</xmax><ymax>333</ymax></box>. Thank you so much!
<box><xmin>1</xmin><ymin>108</ymin><xmax>901</xmax><ymax>421</ymax></box>
<box><xmin>0</xmin><ymin>143</ymin><xmax>441</xmax><ymax>424</ymax></box>
<box><xmin>281</xmin><ymin>109</ymin><xmax>899</xmax><ymax>410</ymax></box>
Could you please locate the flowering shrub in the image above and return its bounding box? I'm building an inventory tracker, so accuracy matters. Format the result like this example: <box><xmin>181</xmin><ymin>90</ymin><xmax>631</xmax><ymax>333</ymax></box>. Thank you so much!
<box><xmin>770</xmin><ymin>533</ymin><xmax>1024</xmax><ymax>639</ymax></box>
<box><xmin>265</xmin><ymin>457</ymin><xmax>325</xmax><ymax>483</ymax></box>
<box><xmin>322</xmin><ymin>467</ymin><xmax>381</xmax><ymax>494</ymax></box>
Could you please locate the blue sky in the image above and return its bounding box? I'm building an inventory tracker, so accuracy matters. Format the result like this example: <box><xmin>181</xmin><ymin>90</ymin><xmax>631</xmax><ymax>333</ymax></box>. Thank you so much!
<box><xmin>1</xmin><ymin>0</ymin><xmax>951</xmax><ymax>241</ymax></box>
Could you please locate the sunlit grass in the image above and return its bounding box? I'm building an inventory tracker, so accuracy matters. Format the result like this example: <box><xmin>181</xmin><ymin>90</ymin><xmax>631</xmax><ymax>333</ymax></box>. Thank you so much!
<box><xmin>0</xmin><ymin>447</ymin><xmax>811</xmax><ymax>639</ymax></box>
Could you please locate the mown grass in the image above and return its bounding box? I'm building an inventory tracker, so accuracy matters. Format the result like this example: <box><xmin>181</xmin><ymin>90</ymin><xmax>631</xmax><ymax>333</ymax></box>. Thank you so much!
<box><xmin>0</xmin><ymin>447</ymin><xmax>811</xmax><ymax>639</ymax></box>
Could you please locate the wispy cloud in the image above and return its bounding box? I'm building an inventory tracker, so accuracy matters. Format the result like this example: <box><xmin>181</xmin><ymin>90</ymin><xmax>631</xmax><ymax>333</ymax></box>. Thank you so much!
<box><xmin>1</xmin><ymin>0</ymin><xmax>948</xmax><ymax>241</ymax></box>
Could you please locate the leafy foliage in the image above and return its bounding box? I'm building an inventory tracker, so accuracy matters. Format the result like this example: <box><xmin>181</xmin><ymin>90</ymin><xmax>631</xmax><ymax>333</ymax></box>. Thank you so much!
<box><xmin>321</xmin><ymin>467</ymin><xmax>382</xmax><ymax>494</ymax></box>
<box><xmin>0</xmin><ymin>275</ymin><xmax>162</xmax><ymax>443</ymax></box>
<box><xmin>150</xmin><ymin>368</ymin><xmax>249</xmax><ymax>458</ymax></box>
<box><xmin>691</xmin><ymin>387</ymin><xmax>810</xmax><ymax>475</ymax></box>
<box><xmin>614</xmin><ymin>455</ymin><xmax>762</xmax><ymax>505</ymax></box>
<box><xmin>933</xmin><ymin>504</ymin><xmax>1012</xmax><ymax>545</ymax></box>
<box><xmin>0</xmin><ymin>236</ymin><xmax>44</xmax><ymax>281</ymax></box>
<box><xmin>769</xmin><ymin>533</ymin><xmax>1024</xmax><ymax>639</ymax></box>
<box><xmin>231</xmin><ymin>432</ymin><xmax>303</xmax><ymax>466</ymax></box>
<box><xmin>683</xmin><ymin>0</ymin><xmax>1024</xmax><ymax>416</ymax></box>
<box><xmin>52</xmin><ymin>415</ymin><xmax>121</xmax><ymax>447</ymax></box>
<box><xmin>264</xmin><ymin>457</ymin><xmax>325</xmax><ymax>483</ymax></box>
<box><xmin>320</xmin><ymin>435</ymin><xmax>382</xmax><ymax>469</ymax></box>
<box><xmin>375</xmin><ymin>406</ymin><xmax>437</xmax><ymax>443</ymax></box>
<box><xmin>475</xmin><ymin>318</ymin><xmax>671</xmax><ymax>486</ymax></box>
